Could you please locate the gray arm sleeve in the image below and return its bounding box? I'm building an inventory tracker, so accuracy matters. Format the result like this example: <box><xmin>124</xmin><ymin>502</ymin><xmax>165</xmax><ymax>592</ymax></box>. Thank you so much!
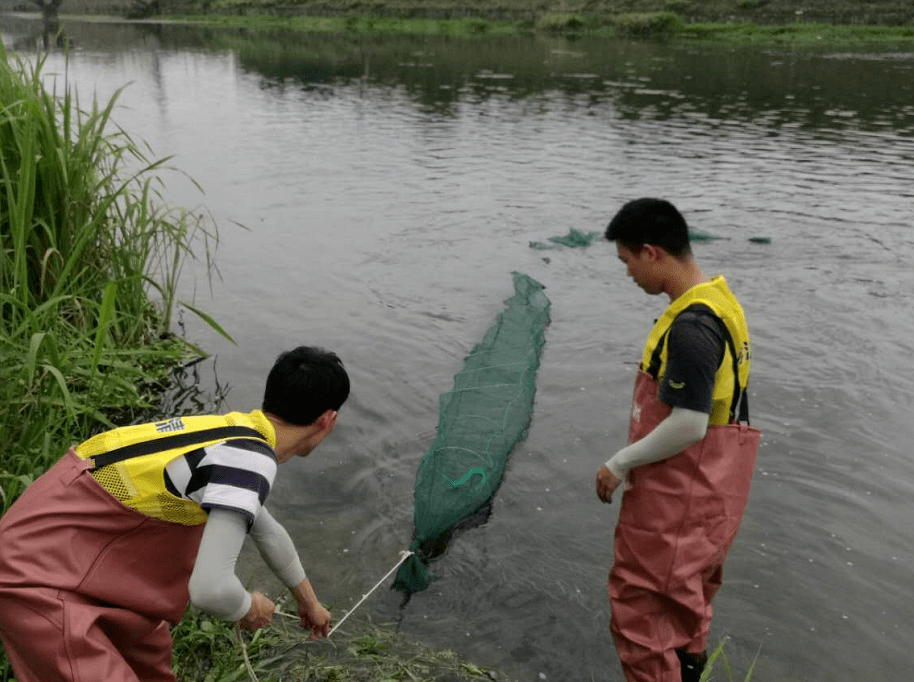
<box><xmin>188</xmin><ymin>508</ymin><xmax>252</xmax><ymax>621</ymax></box>
<box><xmin>249</xmin><ymin>506</ymin><xmax>307</xmax><ymax>589</ymax></box>
<box><xmin>605</xmin><ymin>406</ymin><xmax>709</xmax><ymax>478</ymax></box>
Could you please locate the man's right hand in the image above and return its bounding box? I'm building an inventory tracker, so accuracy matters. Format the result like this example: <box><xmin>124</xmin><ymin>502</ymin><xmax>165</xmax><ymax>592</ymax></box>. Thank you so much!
<box><xmin>238</xmin><ymin>591</ymin><xmax>275</xmax><ymax>632</ymax></box>
<box><xmin>595</xmin><ymin>465</ymin><xmax>623</xmax><ymax>504</ymax></box>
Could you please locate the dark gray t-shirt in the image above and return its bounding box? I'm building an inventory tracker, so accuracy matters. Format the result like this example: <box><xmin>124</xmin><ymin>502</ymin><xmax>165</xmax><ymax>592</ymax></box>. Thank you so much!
<box><xmin>657</xmin><ymin>304</ymin><xmax>725</xmax><ymax>414</ymax></box>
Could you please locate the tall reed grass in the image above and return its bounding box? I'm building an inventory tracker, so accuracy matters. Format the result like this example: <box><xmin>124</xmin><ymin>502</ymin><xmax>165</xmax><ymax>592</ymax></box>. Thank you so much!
<box><xmin>0</xmin><ymin>42</ymin><xmax>228</xmax><ymax>516</ymax></box>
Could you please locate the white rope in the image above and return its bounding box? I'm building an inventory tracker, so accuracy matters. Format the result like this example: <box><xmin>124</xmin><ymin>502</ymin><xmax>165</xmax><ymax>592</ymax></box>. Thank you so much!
<box><xmin>328</xmin><ymin>549</ymin><xmax>413</xmax><ymax>637</ymax></box>
<box><xmin>234</xmin><ymin>624</ymin><xmax>260</xmax><ymax>682</ymax></box>
<box><xmin>275</xmin><ymin>549</ymin><xmax>415</xmax><ymax>638</ymax></box>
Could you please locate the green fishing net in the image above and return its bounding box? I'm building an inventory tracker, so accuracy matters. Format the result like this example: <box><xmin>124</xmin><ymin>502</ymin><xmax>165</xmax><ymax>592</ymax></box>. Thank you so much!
<box><xmin>394</xmin><ymin>272</ymin><xmax>551</xmax><ymax>593</ymax></box>
<box><xmin>690</xmin><ymin>231</ymin><xmax>772</xmax><ymax>243</ymax></box>
<box><xmin>688</xmin><ymin>230</ymin><xmax>726</xmax><ymax>241</ymax></box>
<box><xmin>529</xmin><ymin>228</ymin><xmax>601</xmax><ymax>250</ymax></box>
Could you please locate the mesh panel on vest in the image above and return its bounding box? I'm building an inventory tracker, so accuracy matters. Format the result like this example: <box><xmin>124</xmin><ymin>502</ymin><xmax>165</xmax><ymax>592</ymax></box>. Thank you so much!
<box><xmin>154</xmin><ymin>491</ymin><xmax>203</xmax><ymax>525</ymax></box>
<box><xmin>91</xmin><ymin>464</ymin><xmax>133</xmax><ymax>502</ymax></box>
<box><xmin>91</xmin><ymin>464</ymin><xmax>207</xmax><ymax>525</ymax></box>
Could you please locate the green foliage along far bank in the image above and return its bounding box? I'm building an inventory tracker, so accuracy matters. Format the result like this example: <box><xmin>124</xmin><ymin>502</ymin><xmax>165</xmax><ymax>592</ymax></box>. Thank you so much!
<box><xmin>0</xmin><ymin>43</ymin><xmax>228</xmax><ymax>517</ymax></box>
<box><xmin>151</xmin><ymin>0</ymin><xmax>914</xmax><ymax>31</ymax></box>
<box><xmin>145</xmin><ymin>6</ymin><xmax>914</xmax><ymax>47</ymax></box>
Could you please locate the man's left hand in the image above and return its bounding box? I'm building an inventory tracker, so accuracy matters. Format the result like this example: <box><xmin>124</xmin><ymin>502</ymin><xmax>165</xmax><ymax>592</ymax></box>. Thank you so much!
<box><xmin>291</xmin><ymin>579</ymin><xmax>332</xmax><ymax>639</ymax></box>
<box><xmin>298</xmin><ymin>601</ymin><xmax>331</xmax><ymax>640</ymax></box>
<box><xmin>595</xmin><ymin>465</ymin><xmax>622</xmax><ymax>504</ymax></box>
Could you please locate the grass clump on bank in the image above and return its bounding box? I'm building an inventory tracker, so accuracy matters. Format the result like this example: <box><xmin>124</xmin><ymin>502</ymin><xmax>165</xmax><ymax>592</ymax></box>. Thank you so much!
<box><xmin>172</xmin><ymin>600</ymin><xmax>755</xmax><ymax>682</ymax></box>
<box><xmin>680</xmin><ymin>19</ymin><xmax>914</xmax><ymax>44</ymax></box>
<box><xmin>0</xmin><ymin>40</ymin><xmax>228</xmax><ymax>679</ymax></box>
<box><xmin>0</xmin><ymin>43</ymin><xmax>231</xmax><ymax>520</ymax></box>
<box><xmin>172</xmin><ymin>599</ymin><xmax>511</xmax><ymax>682</ymax></box>
<box><xmin>614</xmin><ymin>11</ymin><xmax>684</xmax><ymax>38</ymax></box>
<box><xmin>160</xmin><ymin>11</ymin><xmax>534</xmax><ymax>36</ymax></box>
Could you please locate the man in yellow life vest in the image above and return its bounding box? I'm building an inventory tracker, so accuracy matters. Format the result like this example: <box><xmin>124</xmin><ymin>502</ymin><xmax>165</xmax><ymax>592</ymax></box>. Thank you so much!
<box><xmin>595</xmin><ymin>199</ymin><xmax>759</xmax><ymax>682</ymax></box>
<box><xmin>0</xmin><ymin>346</ymin><xmax>350</xmax><ymax>682</ymax></box>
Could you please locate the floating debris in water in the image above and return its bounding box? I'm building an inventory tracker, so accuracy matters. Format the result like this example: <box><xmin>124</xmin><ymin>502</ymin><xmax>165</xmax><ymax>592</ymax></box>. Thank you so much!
<box><xmin>689</xmin><ymin>230</ymin><xmax>728</xmax><ymax>241</ymax></box>
<box><xmin>529</xmin><ymin>228</ymin><xmax>601</xmax><ymax>250</ymax></box>
<box><xmin>690</xmin><ymin>231</ymin><xmax>771</xmax><ymax>244</ymax></box>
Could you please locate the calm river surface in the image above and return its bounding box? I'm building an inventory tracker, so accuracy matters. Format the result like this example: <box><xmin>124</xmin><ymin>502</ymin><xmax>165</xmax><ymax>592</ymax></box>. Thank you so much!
<box><xmin>4</xmin><ymin>14</ymin><xmax>914</xmax><ymax>680</ymax></box>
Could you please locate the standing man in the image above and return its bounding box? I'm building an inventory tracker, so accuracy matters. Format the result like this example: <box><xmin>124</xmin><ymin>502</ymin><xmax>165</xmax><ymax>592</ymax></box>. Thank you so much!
<box><xmin>595</xmin><ymin>199</ymin><xmax>759</xmax><ymax>682</ymax></box>
<box><xmin>0</xmin><ymin>345</ymin><xmax>350</xmax><ymax>682</ymax></box>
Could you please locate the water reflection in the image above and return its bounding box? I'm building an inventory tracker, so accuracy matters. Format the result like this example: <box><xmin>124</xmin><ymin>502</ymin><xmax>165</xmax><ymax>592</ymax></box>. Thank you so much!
<box><xmin>216</xmin><ymin>30</ymin><xmax>914</xmax><ymax>133</ymax></box>
<box><xmin>4</xmin><ymin>14</ymin><xmax>913</xmax><ymax>134</ymax></box>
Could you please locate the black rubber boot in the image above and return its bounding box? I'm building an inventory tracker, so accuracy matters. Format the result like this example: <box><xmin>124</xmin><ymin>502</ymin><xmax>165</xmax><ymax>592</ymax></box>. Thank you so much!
<box><xmin>676</xmin><ymin>649</ymin><xmax>708</xmax><ymax>682</ymax></box>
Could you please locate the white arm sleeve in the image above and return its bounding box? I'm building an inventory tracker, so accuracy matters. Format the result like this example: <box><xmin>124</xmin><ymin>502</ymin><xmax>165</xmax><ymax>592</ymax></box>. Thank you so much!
<box><xmin>606</xmin><ymin>407</ymin><xmax>709</xmax><ymax>479</ymax></box>
<box><xmin>188</xmin><ymin>508</ymin><xmax>252</xmax><ymax>621</ymax></box>
<box><xmin>249</xmin><ymin>507</ymin><xmax>307</xmax><ymax>588</ymax></box>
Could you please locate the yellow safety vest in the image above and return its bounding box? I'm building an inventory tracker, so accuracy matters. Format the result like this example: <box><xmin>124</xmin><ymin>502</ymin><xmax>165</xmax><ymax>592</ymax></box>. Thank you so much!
<box><xmin>640</xmin><ymin>276</ymin><xmax>751</xmax><ymax>426</ymax></box>
<box><xmin>74</xmin><ymin>410</ymin><xmax>275</xmax><ymax>525</ymax></box>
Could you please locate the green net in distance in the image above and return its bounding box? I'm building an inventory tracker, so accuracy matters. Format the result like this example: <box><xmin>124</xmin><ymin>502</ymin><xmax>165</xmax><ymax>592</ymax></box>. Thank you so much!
<box><xmin>394</xmin><ymin>272</ymin><xmax>551</xmax><ymax>593</ymax></box>
<box><xmin>528</xmin><ymin>227</ymin><xmax>601</xmax><ymax>250</ymax></box>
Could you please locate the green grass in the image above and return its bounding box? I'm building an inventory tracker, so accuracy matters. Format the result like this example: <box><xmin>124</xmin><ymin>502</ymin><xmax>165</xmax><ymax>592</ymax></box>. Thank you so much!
<box><xmin>170</xmin><ymin>606</ymin><xmax>281</xmax><ymax>682</ymax></box>
<box><xmin>680</xmin><ymin>19</ymin><xmax>914</xmax><ymax>44</ymax></box>
<box><xmin>171</xmin><ymin>598</ymin><xmax>512</xmax><ymax>682</ymax></box>
<box><xmin>0</xmin><ymin>39</ymin><xmax>234</xmax><ymax>682</ymax></box>
<box><xmin>170</xmin><ymin>604</ymin><xmax>758</xmax><ymax>682</ymax></box>
<box><xmin>614</xmin><ymin>11</ymin><xmax>684</xmax><ymax>38</ymax></box>
<box><xmin>155</xmin><ymin>0</ymin><xmax>913</xmax><ymax>24</ymax></box>
<box><xmin>700</xmin><ymin>636</ymin><xmax>759</xmax><ymax>681</ymax></box>
<box><xmin>158</xmin><ymin>12</ymin><xmax>533</xmax><ymax>36</ymax></box>
<box><xmin>0</xmin><ymin>42</ymin><xmax>234</xmax><ymax>516</ymax></box>
<box><xmin>149</xmin><ymin>8</ymin><xmax>914</xmax><ymax>46</ymax></box>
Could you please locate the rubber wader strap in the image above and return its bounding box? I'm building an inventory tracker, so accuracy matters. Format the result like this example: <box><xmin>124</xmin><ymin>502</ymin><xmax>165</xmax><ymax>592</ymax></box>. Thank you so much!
<box><xmin>695</xmin><ymin>309</ymin><xmax>751</xmax><ymax>425</ymax></box>
<box><xmin>646</xmin><ymin>326</ymin><xmax>669</xmax><ymax>382</ymax></box>
<box><xmin>646</xmin><ymin>308</ymin><xmax>750</xmax><ymax>425</ymax></box>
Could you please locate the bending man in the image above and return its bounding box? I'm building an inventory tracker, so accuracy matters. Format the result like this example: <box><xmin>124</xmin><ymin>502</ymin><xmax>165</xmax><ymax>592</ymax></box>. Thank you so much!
<box><xmin>0</xmin><ymin>345</ymin><xmax>350</xmax><ymax>682</ymax></box>
<box><xmin>595</xmin><ymin>199</ymin><xmax>759</xmax><ymax>682</ymax></box>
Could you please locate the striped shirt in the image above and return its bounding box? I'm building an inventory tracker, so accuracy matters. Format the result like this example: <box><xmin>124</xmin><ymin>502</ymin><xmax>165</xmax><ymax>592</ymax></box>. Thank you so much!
<box><xmin>164</xmin><ymin>438</ymin><xmax>278</xmax><ymax>528</ymax></box>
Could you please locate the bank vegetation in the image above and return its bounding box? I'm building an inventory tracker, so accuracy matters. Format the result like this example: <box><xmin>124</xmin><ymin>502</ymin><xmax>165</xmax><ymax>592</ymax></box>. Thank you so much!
<box><xmin>0</xmin><ymin>39</ymin><xmax>222</xmax><ymax>680</ymax></box>
<box><xmin>0</xmin><ymin>44</ymin><xmax>227</xmax><ymax>516</ymax></box>
<box><xmin>152</xmin><ymin>0</ymin><xmax>914</xmax><ymax>46</ymax></box>
<box><xmin>162</xmin><ymin>0</ymin><xmax>914</xmax><ymax>24</ymax></box>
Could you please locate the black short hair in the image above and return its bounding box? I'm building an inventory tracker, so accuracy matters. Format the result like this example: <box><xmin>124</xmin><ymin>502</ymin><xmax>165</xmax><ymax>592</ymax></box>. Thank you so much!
<box><xmin>262</xmin><ymin>346</ymin><xmax>350</xmax><ymax>426</ymax></box>
<box><xmin>605</xmin><ymin>198</ymin><xmax>692</xmax><ymax>258</ymax></box>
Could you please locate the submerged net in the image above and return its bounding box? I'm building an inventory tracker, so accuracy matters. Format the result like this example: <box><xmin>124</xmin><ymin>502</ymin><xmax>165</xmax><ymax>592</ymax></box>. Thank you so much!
<box><xmin>394</xmin><ymin>272</ymin><xmax>551</xmax><ymax>593</ymax></box>
<box><xmin>528</xmin><ymin>228</ymin><xmax>601</xmax><ymax>250</ymax></box>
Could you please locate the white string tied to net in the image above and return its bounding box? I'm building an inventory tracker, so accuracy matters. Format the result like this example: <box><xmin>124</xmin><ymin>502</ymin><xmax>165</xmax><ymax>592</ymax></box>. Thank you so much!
<box><xmin>239</xmin><ymin>549</ymin><xmax>415</xmax><ymax>681</ymax></box>
<box><xmin>275</xmin><ymin>549</ymin><xmax>415</xmax><ymax>637</ymax></box>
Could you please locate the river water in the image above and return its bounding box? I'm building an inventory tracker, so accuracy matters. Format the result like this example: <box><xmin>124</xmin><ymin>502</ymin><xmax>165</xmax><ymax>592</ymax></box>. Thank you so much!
<box><xmin>3</xmin><ymin>14</ymin><xmax>914</xmax><ymax>680</ymax></box>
